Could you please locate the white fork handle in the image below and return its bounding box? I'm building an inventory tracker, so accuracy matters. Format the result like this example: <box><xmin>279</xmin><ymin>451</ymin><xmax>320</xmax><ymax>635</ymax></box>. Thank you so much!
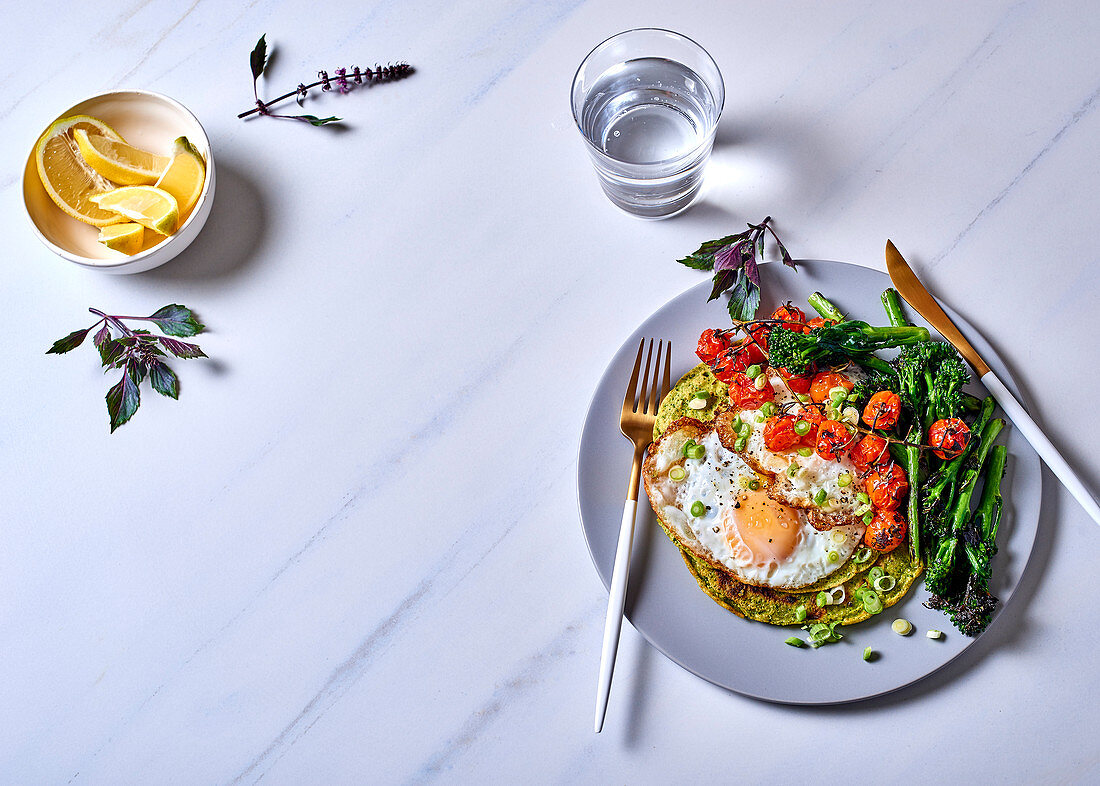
<box><xmin>594</xmin><ymin>498</ymin><xmax>638</xmax><ymax>733</ymax></box>
<box><xmin>981</xmin><ymin>371</ymin><xmax>1100</xmax><ymax>526</ymax></box>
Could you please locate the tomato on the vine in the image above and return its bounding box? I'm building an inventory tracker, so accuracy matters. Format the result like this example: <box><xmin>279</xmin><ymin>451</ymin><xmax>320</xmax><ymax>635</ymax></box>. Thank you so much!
<box><xmin>864</xmin><ymin>508</ymin><xmax>907</xmax><ymax>552</ymax></box>
<box><xmin>862</xmin><ymin>390</ymin><xmax>901</xmax><ymax>430</ymax></box>
<box><xmin>864</xmin><ymin>462</ymin><xmax>909</xmax><ymax>510</ymax></box>
<box><xmin>763</xmin><ymin>415</ymin><xmax>801</xmax><ymax>452</ymax></box>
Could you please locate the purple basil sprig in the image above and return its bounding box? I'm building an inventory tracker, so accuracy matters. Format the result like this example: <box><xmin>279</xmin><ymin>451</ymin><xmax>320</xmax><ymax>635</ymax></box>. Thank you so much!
<box><xmin>47</xmin><ymin>305</ymin><xmax>208</xmax><ymax>433</ymax></box>
<box><xmin>240</xmin><ymin>34</ymin><xmax>413</xmax><ymax>127</ymax></box>
<box><xmin>677</xmin><ymin>216</ymin><xmax>796</xmax><ymax>322</ymax></box>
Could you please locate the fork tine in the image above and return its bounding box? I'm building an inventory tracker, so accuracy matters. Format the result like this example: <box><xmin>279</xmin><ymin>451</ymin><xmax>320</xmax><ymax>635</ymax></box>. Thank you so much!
<box><xmin>662</xmin><ymin>340</ymin><xmax>672</xmax><ymax>403</ymax></box>
<box><xmin>622</xmin><ymin>339</ymin><xmax>645</xmax><ymax>413</ymax></box>
<box><xmin>636</xmin><ymin>339</ymin><xmax>654</xmax><ymax>413</ymax></box>
<box><xmin>645</xmin><ymin>340</ymin><xmax>663</xmax><ymax>415</ymax></box>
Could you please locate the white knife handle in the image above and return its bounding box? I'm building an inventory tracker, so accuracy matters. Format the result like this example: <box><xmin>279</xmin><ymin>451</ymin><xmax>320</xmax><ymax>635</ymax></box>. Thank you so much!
<box><xmin>981</xmin><ymin>371</ymin><xmax>1100</xmax><ymax>527</ymax></box>
<box><xmin>594</xmin><ymin>498</ymin><xmax>638</xmax><ymax>733</ymax></box>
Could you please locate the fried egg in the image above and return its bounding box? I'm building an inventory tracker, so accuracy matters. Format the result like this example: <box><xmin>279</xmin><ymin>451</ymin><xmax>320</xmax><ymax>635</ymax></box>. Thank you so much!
<box><xmin>647</xmin><ymin>426</ymin><xmax>863</xmax><ymax>590</ymax></box>
<box><xmin>716</xmin><ymin>368</ymin><xmax>866</xmax><ymax>528</ymax></box>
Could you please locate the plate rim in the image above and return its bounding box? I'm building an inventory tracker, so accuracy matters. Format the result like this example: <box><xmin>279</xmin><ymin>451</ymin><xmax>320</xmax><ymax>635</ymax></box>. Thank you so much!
<box><xmin>576</xmin><ymin>258</ymin><xmax>1042</xmax><ymax>704</ymax></box>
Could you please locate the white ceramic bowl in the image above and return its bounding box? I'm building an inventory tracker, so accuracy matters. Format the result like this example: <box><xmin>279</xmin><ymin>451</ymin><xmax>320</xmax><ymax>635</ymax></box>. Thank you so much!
<box><xmin>22</xmin><ymin>90</ymin><xmax>215</xmax><ymax>274</ymax></box>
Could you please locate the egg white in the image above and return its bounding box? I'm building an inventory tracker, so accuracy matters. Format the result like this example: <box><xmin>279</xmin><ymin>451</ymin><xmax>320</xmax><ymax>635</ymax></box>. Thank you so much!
<box><xmin>656</xmin><ymin>429</ymin><xmax>863</xmax><ymax>589</ymax></box>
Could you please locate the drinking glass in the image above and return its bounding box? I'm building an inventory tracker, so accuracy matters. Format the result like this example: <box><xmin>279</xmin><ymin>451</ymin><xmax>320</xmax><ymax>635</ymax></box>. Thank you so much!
<box><xmin>570</xmin><ymin>29</ymin><xmax>724</xmax><ymax>219</ymax></box>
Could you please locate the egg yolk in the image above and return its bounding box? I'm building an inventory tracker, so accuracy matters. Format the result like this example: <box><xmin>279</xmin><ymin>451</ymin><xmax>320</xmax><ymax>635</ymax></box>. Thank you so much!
<box><xmin>723</xmin><ymin>490</ymin><xmax>802</xmax><ymax>564</ymax></box>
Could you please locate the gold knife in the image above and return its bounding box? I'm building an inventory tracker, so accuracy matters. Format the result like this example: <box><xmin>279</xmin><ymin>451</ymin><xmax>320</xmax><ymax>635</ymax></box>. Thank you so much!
<box><xmin>886</xmin><ymin>240</ymin><xmax>1100</xmax><ymax>526</ymax></box>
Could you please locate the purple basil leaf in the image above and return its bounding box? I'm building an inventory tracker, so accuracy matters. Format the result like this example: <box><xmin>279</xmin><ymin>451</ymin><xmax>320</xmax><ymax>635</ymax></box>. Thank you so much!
<box><xmin>93</xmin><ymin>323</ymin><xmax>111</xmax><ymax>348</ymax></box>
<box><xmin>46</xmin><ymin>327</ymin><xmax>90</xmax><ymax>355</ymax></box>
<box><xmin>754</xmin><ymin>229</ymin><xmax>765</xmax><ymax>268</ymax></box>
<box><xmin>149</xmin><ymin>361</ymin><xmax>180</xmax><ymax>399</ymax></box>
<box><xmin>298</xmin><ymin>114</ymin><xmax>342</xmax><ymax>126</ymax></box>
<box><xmin>713</xmin><ymin>238</ymin><xmax>752</xmax><ymax>272</ymax></box>
<box><xmin>98</xmin><ymin>338</ymin><xmax>125</xmax><ymax>368</ymax></box>
<box><xmin>707</xmin><ymin>268</ymin><xmax>737</xmax><ymax>302</ymax></box>
<box><xmin>677</xmin><ymin>231</ymin><xmax>748</xmax><ymax>270</ymax></box>
<box><xmin>741</xmin><ymin>241</ymin><xmax>760</xmax><ymax>287</ymax></box>
<box><xmin>159</xmin><ymin>337</ymin><xmax>207</xmax><ymax>359</ymax></box>
<box><xmin>727</xmin><ymin>272</ymin><xmax>761</xmax><ymax>322</ymax></box>
<box><xmin>148</xmin><ymin>305</ymin><xmax>205</xmax><ymax>337</ymax></box>
<box><xmin>106</xmin><ymin>366</ymin><xmax>141</xmax><ymax>433</ymax></box>
<box><xmin>250</xmin><ymin>35</ymin><xmax>268</xmax><ymax>80</ymax></box>
<box><xmin>127</xmin><ymin>361</ymin><xmax>147</xmax><ymax>385</ymax></box>
<box><xmin>766</xmin><ymin>225</ymin><xmax>796</xmax><ymax>268</ymax></box>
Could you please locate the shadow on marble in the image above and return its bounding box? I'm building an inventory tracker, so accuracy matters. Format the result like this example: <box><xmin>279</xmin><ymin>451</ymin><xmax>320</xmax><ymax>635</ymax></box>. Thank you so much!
<box><xmin>144</xmin><ymin>160</ymin><xmax>268</xmax><ymax>282</ymax></box>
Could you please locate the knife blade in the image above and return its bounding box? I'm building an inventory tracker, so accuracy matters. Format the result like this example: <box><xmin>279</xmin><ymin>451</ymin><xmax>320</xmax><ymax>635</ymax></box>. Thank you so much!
<box><xmin>885</xmin><ymin>240</ymin><xmax>1100</xmax><ymax>526</ymax></box>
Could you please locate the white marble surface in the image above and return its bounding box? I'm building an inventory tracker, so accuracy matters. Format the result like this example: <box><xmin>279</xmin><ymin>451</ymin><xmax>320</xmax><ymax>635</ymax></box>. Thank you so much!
<box><xmin>3</xmin><ymin>0</ymin><xmax>1099</xmax><ymax>782</ymax></box>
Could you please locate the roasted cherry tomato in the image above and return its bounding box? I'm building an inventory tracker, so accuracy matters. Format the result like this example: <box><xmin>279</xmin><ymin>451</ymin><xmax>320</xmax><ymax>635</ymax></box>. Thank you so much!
<box><xmin>928</xmin><ymin>417</ymin><xmax>971</xmax><ymax>460</ymax></box>
<box><xmin>864</xmin><ymin>508</ymin><xmax>907</xmax><ymax>552</ymax></box>
<box><xmin>770</xmin><ymin>304</ymin><xmax>810</xmax><ymax>333</ymax></box>
<box><xmin>862</xmin><ymin>390</ymin><xmax>901</xmax><ymax>430</ymax></box>
<box><xmin>729</xmin><ymin>372</ymin><xmax>775</xmax><ymax>409</ymax></box>
<box><xmin>816</xmin><ymin>420</ymin><xmax>855</xmax><ymax>461</ymax></box>
<box><xmin>795</xmin><ymin>405</ymin><xmax>825</xmax><ymax>446</ymax></box>
<box><xmin>777</xmin><ymin>365</ymin><xmax>815</xmax><ymax>395</ymax></box>
<box><xmin>809</xmin><ymin>371</ymin><xmax>854</xmax><ymax>403</ymax></box>
<box><xmin>746</xmin><ymin>323</ymin><xmax>771</xmax><ymax>353</ymax></box>
<box><xmin>712</xmin><ymin>341</ymin><xmax>767</xmax><ymax>383</ymax></box>
<box><xmin>865</xmin><ymin>462</ymin><xmax>909</xmax><ymax>510</ymax></box>
<box><xmin>850</xmin><ymin>434</ymin><xmax>889</xmax><ymax>471</ymax></box>
<box><xmin>806</xmin><ymin>317</ymin><xmax>836</xmax><ymax>331</ymax></box>
<box><xmin>763</xmin><ymin>415</ymin><xmax>801</xmax><ymax>452</ymax></box>
<box><xmin>696</xmin><ymin>328</ymin><xmax>731</xmax><ymax>365</ymax></box>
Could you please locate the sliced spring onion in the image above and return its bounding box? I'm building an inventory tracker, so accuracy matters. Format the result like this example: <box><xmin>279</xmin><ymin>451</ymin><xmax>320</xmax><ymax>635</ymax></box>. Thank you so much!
<box><xmin>793</xmin><ymin>420</ymin><xmax>811</xmax><ymax>436</ymax></box>
<box><xmin>748</xmin><ymin>478</ymin><xmax>761</xmax><ymax>491</ymax></box>
<box><xmin>690</xmin><ymin>500</ymin><xmax>706</xmax><ymax>517</ymax></box>
<box><xmin>796</xmin><ymin>394</ymin><xmax>811</xmax><ymax>403</ymax></box>
<box><xmin>873</xmin><ymin>575</ymin><xmax>896</xmax><ymax>593</ymax></box>
<box><xmin>837</xmin><ymin>473</ymin><xmax>852</xmax><ymax>487</ymax></box>
<box><xmin>856</xmin><ymin>491</ymin><xmax>870</xmax><ymax>504</ymax></box>
<box><xmin>688</xmin><ymin>445</ymin><xmax>706</xmax><ymax>460</ymax></box>
<box><xmin>785</xmin><ymin>636</ymin><xmax>805</xmax><ymax>648</ymax></box>
<box><xmin>862</xmin><ymin>591</ymin><xmax>883</xmax><ymax>614</ymax></box>
<box><xmin>825</xmin><ymin>406</ymin><xmax>839</xmax><ymax>421</ymax></box>
<box><xmin>827</xmin><ymin>550</ymin><xmax>840</xmax><ymax>564</ymax></box>
<box><xmin>753</xmin><ymin>375</ymin><xmax>768</xmax><ymax>390</ymax></box>
<box><xmin>687</xmin><ymin>398</ymin><xmax>708</xmax><ymax>410</ymax></box>
<box><xmin>760</xmin><ymin>401</ymin><xmax>777</xmax><ymax>417</ymax></box>
<box><xmin>863</xmin><ymin>646</ymin><xmax>873</xmax><ymax>661</ymax></box>
<box><xmin>814</xmin><ymin>488</ymin><xmax>828</xmax><ymax>506</ymax></box>
<box><xmin>816</xmin><ymin>590</ymin><xmax>831</xmax><ymax>607</ymax></box>
<box><xmin>735</xmin><ymin>436</ymin><xmax>748</xmax><ymax>451</ymax></box>
<box><xmin>738</xmin><ymin>476</ymin><xmax>751</xmax><ymax>489</ymax></box>
<box><xmin>786</xmin><ymin>463</ymin><xmax>800</xmax><ymax>478</ymax></box>
<box><xmin>863</xmin><ymin>510</ymin><xmax>874</xmax><ymax>526</ymax></box>
<box><xmin>829</xmin><ymin>529</ymin><xmax>847</xmax><ymax>545</ymax></box>
<box><xmin>692</xmin><ymin>390</ymin><xmax>710</xmax><ymax>400</ymax></box>
<box><xmin>842</xmin><ymin>406</ymin><xmax>859</xmax><ymax>424</ymax></box>
<box><xmin>795</xmin><ymin>605</ymin><xmax>807</xmax><ymax>622</ymax></box>
<box><xmin>797</xmin><ymin>447</ymin><xmax>814</xmax><ymax>458</ymax></box>
<box><xmin>868</xmin><ymin>567</ymin><xmax>884</xmax><ymax>582</ymax></box>
<box><xmin>847</xmin><ymin>393</ymin><xmax>860</xmax><ymax>403</ymax></box>
<box><xmin>892</xmin><ymin>618</ymin><xmax>913</xmax><ymax>636</ymax></box>
<box><xmin>668</xmin><ymin>466</ymin><xmax>686</xmax><ymax>482</ymax></box>
<box><xmin>926</xmin><ymin>629</ymin><xmax>943</xmax><ymax>640</ymax></box>
<box><xmin>854</xmin><ymin>547</ymin><xmax>873</xmax><ymax>563</ymax></box>
<box><xmin>681</xmin><ymin>439</ymin><xmax>698</xmax><ymax>457</ymax></box>
<box><xmin>746</xmin><ymin>364</ymin><xmax>762</xmax><ymax>379</ymax></box>
<box><xmin>829</xmin><ymin>386</ymin><xmax>848</xmax><ymax>402</ymax></box>
<box><xmin>829</xmin><ymin>586</ymin><xmax>845</xmax><ymax>604</ymax></box>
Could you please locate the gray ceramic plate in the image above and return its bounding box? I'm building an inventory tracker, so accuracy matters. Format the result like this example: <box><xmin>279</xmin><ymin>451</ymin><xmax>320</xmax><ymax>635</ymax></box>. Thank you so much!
<box><xmin>578</xmin><ymin>260</ymin><xmax>1041</xmax><ymax>704</ymax></box>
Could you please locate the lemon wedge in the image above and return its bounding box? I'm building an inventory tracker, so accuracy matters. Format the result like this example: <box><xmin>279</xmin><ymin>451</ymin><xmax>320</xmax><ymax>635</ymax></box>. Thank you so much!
<box><xmin>35</xmin><ymin>115</ymin><xmax>127</xmax><ymax>226</ymax></box>
<box><xmin>74</xmin><ymin>128</ymin><xmax>171</xmax><ymax>186</ymax></box>
<box><xmin>90</xmin><ymin>186</ymin><xmax>179</xmax><ymax>236</ymax></box>
<box><xmin>97</xmin><ymin>223</ymin><xmax>146</xmax><ymax>255</ymax></box>
<box><xmin>154</xmin><ymin>136</ymin><xmax>206</xmax><ymax>221</ymax></box>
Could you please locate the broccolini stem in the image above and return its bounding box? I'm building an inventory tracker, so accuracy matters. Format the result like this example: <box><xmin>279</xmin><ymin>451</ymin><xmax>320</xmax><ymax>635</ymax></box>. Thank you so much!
<box><xmin>948</xmin><ymin>418</ymin><xmax>1005</xmax><ymax>534</ymax></box>
<box><xmin>807</xmin><ymin>292</ymin><xmax>845</xmax><ymax>323</ymax></box>
<box><xmin>881</xmin><ymin>288</ymin><xmax>909</xmax><ymax>328</ymax></box>
<box><xmin>973</xmin><ymin>445</ymin><xmax>1007</xmax><ymax>542</ymax></box>
<box><xmin>905</xmin><ymin>428</ymin><xmax>922</xmax><ymax>560</ymax></box>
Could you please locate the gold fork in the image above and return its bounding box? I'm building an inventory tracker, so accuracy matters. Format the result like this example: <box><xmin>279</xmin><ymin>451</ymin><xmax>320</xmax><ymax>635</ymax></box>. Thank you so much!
<box><xmin>594</xmin><ymin>337</ymin><xmax>671</xmax><ymax>733</ymax></box>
